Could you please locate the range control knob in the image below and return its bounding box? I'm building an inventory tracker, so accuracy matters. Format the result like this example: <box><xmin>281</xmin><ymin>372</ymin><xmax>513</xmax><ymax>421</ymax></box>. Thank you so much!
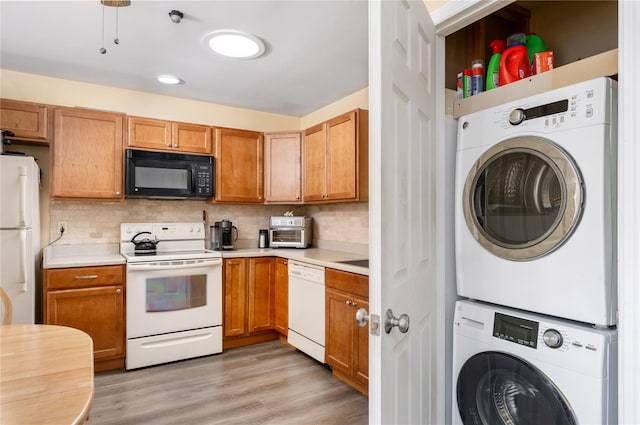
<box><xmin>509</xmin><ymin>108</ymin><xmax>526</xmax><ymax>125</ymax></box>
<box><xmin>543</xmin><ymin>329</ymin><xmax>563</xmax><ymax>349</ymax></box>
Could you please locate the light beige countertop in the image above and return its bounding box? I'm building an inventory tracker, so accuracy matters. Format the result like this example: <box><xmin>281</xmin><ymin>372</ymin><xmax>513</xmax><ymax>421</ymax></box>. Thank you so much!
<box><xmin>222</xmin><ymin>247</ymin><xmax>369</xmax><ymax>275</ymax></box>
<box><xmin>43</xmin><ymin>244</ymin><xmax>125</xmax><ymax>269</ymax></box>
<box><xmin>43</xmin><ymin>243</ymin><xmax>369</xmax><ymax>275</ymax></box>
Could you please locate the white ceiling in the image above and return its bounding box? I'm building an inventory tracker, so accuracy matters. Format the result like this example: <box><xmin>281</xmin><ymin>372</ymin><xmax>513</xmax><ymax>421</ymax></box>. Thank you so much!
<box><xmin>0</xmin><ymin>1</ymin><xmax>369</xmax><ymax>117</ymax></box>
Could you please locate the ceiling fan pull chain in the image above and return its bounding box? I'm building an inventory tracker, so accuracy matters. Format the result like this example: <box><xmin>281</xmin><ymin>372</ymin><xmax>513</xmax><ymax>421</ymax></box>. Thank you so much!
<box><xmin>99</xmin><ymin>4</ymin><xmax>107</xmax><ymax>54</ymax></box>
<box><xmin>114</xmin><ymin>7</ymin><xmax>120</xmax><ymax>45</ymax></box>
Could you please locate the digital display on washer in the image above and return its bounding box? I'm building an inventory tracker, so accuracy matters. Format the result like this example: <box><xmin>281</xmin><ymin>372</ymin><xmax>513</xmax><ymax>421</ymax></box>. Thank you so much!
<box><xmin>524</xmin><ymin>99</ymin><xmax>569</xmax><ymax>120</ymax></box>
<box><xmin>493</xmin><ymin>312</ymin><xmax>539</xmax><ymax>349</ymax></box>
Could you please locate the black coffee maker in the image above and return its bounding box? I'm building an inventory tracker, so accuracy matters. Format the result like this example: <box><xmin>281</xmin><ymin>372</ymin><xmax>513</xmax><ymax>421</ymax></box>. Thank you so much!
<box><xmin>210</xmin><ymin>219</ymin><xmax>238</xmax><ymax>250</ymax></box>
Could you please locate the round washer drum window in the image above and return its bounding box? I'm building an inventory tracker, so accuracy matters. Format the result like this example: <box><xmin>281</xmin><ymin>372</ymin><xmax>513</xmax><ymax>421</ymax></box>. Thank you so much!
<box><xmin>456</xmin><ymin>351</ymin><xmax>577</xmax><ymax>425</ymax></box>
<box><xmin>462</xmin><ymin>137</ymin><xmax>583</xmax><ymax>261</ymax></box>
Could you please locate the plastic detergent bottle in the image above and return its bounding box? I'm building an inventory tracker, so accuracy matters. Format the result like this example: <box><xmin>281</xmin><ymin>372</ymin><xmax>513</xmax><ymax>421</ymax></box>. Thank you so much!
<box><xmin>499</xmin><ymin>33</ymin><xmax>530</xmax><ymax>86</ymax></box>
<box><xmin>526</xmin><ymin>34</ymin><xmax>546</xmax><ymax>64</ymax></box>
<box><xmin>486</xmin><ymin>40</ymin><xmax>505</xmax><ymax>90</ymax></box>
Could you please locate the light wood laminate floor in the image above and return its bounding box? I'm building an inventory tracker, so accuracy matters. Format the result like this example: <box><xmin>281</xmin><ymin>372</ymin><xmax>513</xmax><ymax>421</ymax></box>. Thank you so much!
<box><xmin>90</xmin><ymin>340</ymin><xmax>368</xmax><ymax>425</ymax></box>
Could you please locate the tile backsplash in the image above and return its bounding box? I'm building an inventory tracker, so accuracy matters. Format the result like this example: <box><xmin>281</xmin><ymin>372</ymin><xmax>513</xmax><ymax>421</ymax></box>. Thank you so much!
<box><xmin>49</xmin><ymin>200</ymin><xmax>369</xmax><ymax>248</ymax></box>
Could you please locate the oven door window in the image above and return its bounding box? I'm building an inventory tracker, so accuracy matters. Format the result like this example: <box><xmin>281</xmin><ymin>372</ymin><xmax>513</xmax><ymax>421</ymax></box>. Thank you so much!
<box><xmin>146</xmin><ymin>274</ymin><xmax>206</xmax><ymax>312</ymax></box>
<box><xmin>272</xmin><ymin>228</ymin><xmax>302</xmax><ymax>243</ymax></box>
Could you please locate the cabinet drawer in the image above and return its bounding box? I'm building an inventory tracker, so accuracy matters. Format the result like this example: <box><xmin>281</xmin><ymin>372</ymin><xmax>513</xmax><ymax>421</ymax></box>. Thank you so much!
<box><xmin>326</xmin><ymin>268</ymin><xmax>368</xmax><ymax>298</ymax></box>
<box><xmin>45</xmin><ymin>265</ymin><xmax>124</xmax><ymax>290</ymax></box>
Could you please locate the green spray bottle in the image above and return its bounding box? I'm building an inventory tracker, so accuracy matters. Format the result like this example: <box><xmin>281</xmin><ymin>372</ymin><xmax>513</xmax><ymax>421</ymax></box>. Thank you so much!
<box><xmin>486</xmin><ymin>39</ymin><xmax>505</xmax><ymax>90</ymax></box>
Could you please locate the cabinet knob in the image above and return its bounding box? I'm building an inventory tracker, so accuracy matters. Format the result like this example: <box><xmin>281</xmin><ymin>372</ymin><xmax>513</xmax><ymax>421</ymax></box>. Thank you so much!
<box><xmin>346</xmin><ymin>300</ymin><xmax>352</xmax><ymax>306</ymax></box>
<box><xmin>173</xmin><ymin>144</ymin><xmax>179</xmax><ymax>148</ymax></box>
<box><xmin>352</xmin><ymin>302</ymin><xmax>358</xmax><ymax>307</ymax></box>
<box><xmin>295</xmin><ymin>195</ymin><xmax>300</xmax><ymax>200</ymax></box>
<box><xmin>115</xmin><ymin>191</ymin><xmax>121</xmax><ymax>196</ymax></box>
<box><xmin>116</xmin><ymin>288</ymin><xmax>122</xmax><ymax>294</ymax></box>
<box><xmin>166</xmin><ymin>143</ymin><xmax>171</xmax><ymax>147</ymax></box>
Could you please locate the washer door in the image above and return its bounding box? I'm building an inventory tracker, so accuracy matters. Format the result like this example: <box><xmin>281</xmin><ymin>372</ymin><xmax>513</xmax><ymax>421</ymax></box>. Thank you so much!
<box><xmin>463</xmin><ymin>137</ymin><xmax>583</xmax><ymax>261</ymax></box>
<box><xmin>456</xmin><ymin>351</ymin><xmax>577</xmax><ymax>425</ymax></box>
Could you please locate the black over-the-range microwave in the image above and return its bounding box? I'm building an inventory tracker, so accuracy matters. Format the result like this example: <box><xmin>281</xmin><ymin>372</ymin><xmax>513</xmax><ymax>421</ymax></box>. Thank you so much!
<box><xmin>125</xmin><ymin>149</ymin><xmax>214</xmax><ymax>199</ymax></box>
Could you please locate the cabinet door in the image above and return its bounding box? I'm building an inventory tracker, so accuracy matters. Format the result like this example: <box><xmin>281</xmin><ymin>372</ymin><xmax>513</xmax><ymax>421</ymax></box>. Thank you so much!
<box><xmin>303</xmin><ymin>123</ymin><xmax>327</xmax><ymax>202</ymax></box>
<box><xmin>264</xmin><ymin>132</ymin><xmax>302</xmax><ymax>203</ymax></box>
<box><xmin>127</xmin><ymin>116</ymin><xmax>171</xmax><ymax>150</ymax></box>
<box><xmin>223</xmin><ymin>258</ymin><xmax>248</xmax><ymax>337</ymax></box>
<box><xmin>248</xmin><ymin>257</ymin><xmax>275</xmax><ymax>334</ymax></box>
<box><xmin>51</xmin><ymin>108</ymin><xmax>124</xmax><ymax>199</ymax></box>
<box><xmin>274</xmin><ymin>258</ymin><xmax>288</xmax><ymax>335</ymax></box>
<box><xmin>326</xmin><ymin>111</ymin><xmax>358</xmax><ymax>200</ymax></box>
<box><xmin>353</xmin><ymin>296</ymin><xmax>369</xmax><ymax>385</ymax></box>
<box><xmin>214</xmin><ymin>127</ymin><xmax>264</xmax><ymax>203</ymax></box>
<box><xmin>172</xmin><ymin>122</ymin><xmax>211</xmax><ymax>154</ymax></box>
<box><xmin>0</xmin><ymin>99</ymin><xmax>49</xmax><ymax>143</ymax></box>
<box><xmin>46</xmin><ymin>285</ymin><xmax>124</xmax><ymax>360</ymax></box>
<box><xmin>325</xmin><ymin>288</ymin><xmax>355</xmax><ymax>374</ymax></box>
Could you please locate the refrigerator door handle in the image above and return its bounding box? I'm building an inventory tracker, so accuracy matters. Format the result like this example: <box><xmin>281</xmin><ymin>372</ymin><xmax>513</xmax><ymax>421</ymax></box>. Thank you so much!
<box><xmin>19</xmin><ymin>229</ymin><xmax>28</xmax><ymax>292</ymax></box>
<box><xmin>18</xmin><ymin>165</ymin><xmax>28</xmax><ymax>227</ymax></box>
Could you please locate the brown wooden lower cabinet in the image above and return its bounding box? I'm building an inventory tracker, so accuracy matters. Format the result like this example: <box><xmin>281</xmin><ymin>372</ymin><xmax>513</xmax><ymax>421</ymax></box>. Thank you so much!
<box><xmin>43</xmin><ymin>264</ymin><xmax>125</xmax><ymax>372</ymax></box>
<box><xmin>223</xmin><ymin>257</ymin><xmax>277</xmax><ymax>349</ymax></box>
<box><xmin>274</xmin><ymin>258</ymin><xmax>288</xmax><ymax>336</ymax></box>
<box><xmin>325</xmin><ymin>268</ymin><xmax>369</xmax><ymax>395</ymax></box>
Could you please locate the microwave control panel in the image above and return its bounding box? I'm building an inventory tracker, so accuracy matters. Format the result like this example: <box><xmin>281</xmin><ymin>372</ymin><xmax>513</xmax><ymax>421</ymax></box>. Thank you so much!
<box><xmin>195</xmin><ymin>165</ymin><xmax>213</xmax><ymax>195</ymax></box>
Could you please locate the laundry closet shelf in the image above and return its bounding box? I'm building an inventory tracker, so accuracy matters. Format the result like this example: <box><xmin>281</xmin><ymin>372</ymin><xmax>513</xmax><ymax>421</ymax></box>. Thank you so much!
<box><xmin>452</xmin><ymin>48</ymin><xmax>618</xmax><ymax>119</ymax></box>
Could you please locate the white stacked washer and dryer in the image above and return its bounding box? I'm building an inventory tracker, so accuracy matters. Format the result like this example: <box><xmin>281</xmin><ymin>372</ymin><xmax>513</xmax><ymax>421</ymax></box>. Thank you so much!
<box><xmin>452</xmin><ymin>78</ymin><xmax>618</xmax><ymax>424</ymax></box>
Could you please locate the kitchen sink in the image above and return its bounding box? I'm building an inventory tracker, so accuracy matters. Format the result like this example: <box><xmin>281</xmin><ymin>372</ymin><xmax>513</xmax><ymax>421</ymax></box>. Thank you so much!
<box><xmin>336</xmin><ymin>259</ymin><xmax>369</xmax><ymax>268</ymax></box>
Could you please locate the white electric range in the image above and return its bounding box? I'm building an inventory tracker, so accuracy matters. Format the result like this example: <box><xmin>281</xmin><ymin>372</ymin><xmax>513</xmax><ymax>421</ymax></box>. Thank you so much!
<box><xmin>120</xmin><ymin>223</ymin><xmax>223</xmax><ymax>370</ymax></box>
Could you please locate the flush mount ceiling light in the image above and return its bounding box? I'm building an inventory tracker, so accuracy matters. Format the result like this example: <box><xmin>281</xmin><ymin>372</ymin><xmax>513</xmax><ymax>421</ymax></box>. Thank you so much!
<box><xmin>156</xmin><ymin>74</ymin><xmax>183</xmax><ymax>85</ymax></box>
<box><xmin>203</xmin><ymin>30</ymin><xmax>266</xmax><ymax>59</ymax></box>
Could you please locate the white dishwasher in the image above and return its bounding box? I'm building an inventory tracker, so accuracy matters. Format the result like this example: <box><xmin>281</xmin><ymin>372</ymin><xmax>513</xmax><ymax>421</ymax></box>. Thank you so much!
<box><xmin>288</xmin><ymin>260</ymin><xmax>325</xmax><ymax>363</ymax></box>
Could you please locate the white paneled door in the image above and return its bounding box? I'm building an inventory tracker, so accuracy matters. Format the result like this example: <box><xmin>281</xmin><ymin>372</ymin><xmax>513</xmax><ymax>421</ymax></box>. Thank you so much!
<box><xmin>369</xmin><ymin>0</ymin><xmax>438</xmax><ymax>423</ymax></box>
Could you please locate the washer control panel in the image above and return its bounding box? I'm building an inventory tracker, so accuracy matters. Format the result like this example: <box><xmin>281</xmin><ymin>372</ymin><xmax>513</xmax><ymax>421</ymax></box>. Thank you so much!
<box><xmin>493</xmin><ymin>312</ymin><xmax>539</xmax><ymax>349</ymax></box>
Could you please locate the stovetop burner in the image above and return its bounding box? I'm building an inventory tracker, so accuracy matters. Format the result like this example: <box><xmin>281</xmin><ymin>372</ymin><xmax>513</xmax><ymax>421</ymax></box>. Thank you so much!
<box><xmin>120</xmin><ymin>223</ymin><xmax>222</xmax><ymax>263</ymax></box>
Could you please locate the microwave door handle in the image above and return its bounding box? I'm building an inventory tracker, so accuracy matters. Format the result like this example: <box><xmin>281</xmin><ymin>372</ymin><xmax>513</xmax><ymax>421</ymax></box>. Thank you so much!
<box><xmin>190</xmin><ymin>166</ymin><xmax>196</xmax><ymax>193</ymax></box>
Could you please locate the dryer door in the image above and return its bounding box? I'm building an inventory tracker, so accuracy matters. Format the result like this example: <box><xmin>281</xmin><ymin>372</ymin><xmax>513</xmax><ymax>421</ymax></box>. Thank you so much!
<box><xmin>456</xmin><ymin>351</ymin><xmax>577</xmax><ymax>425</ymax></box>
<box><xmin>463</xmin><ymin>137</ymin><xmax>583</xmax><ymax>261</ymax></box>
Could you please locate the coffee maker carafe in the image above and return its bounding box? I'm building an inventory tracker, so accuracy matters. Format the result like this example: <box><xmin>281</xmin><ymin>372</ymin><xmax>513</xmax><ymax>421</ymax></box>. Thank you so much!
<box><xmin>210</xmin><ymin>220</ymin><xmax>237</xmax><ymax>250</ymax></box>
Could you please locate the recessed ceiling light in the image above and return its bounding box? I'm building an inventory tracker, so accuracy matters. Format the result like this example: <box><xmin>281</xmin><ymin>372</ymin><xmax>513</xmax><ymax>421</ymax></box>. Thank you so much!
<box><xmin>204</xmin><ymin>30</ymin><xmax>266</xmax><ymax>59</ymax></box>
<box><xmin>156</xmin><ymin>74</ymin><xmax>183</xmax><ymax>85</ymax></box>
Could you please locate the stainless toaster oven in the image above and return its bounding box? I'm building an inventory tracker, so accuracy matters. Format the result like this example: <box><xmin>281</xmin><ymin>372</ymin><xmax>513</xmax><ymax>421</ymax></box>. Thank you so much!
<box><xmin>269</xmin><ymin>216</ymin><xmax>313</xmax><ymax>249</ymax></box>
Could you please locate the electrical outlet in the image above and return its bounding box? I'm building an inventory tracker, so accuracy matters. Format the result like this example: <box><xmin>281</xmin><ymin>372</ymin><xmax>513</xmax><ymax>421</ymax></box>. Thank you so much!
<box><xmin>57</xmin><ymin>221</ymin><xmax>68</xmax><ymax>234</ymax></box>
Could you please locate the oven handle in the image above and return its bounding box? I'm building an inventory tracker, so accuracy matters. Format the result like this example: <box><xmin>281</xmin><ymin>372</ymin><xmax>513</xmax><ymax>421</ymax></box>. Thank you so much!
<box><xmin>127</xmin><ymin>258</ymin><xmax>222</xmax><ymax>271</ymax></box>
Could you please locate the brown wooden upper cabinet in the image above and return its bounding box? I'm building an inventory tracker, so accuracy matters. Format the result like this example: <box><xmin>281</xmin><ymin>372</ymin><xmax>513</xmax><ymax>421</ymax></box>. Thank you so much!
<box><xmin>213</xmin><ymin>127</ymin><xmax>264</xmax><ymax>203</ymax></box>
<box><xmin>127</xmin><ymin>116</ymin><xmax>211</xmax><ymax>154</ymax></box>
<box><xmin>303</xmin><ymin>109</ymin><xmax>368</xmax><ymax>203</ymax></box>
<box><xmin>264</xmin><ymin>132</ymin><xmax>302</xmax><ymax>204</ymax></box>
<box><xmin>0</xmin><ymin>98</ymin><xmax>50</xmax><ymax>143</ymax></box>
<box><xmin>51</xmin><ymin>107</ymin><xmax>124</xmax><ymax>200</ymax></box>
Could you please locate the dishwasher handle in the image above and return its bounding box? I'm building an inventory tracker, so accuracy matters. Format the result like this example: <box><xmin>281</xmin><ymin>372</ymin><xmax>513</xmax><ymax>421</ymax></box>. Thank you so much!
<box><xmin>288</xmin><ymin>261</ymin><xmax>325</xmax><ymax>284</ymax></box>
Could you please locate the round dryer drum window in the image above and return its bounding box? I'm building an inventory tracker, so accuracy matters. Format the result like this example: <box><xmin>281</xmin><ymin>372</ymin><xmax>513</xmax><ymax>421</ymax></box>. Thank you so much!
<box><xmin>456</xmin><ymin>351</ymin><xmax>577</xmax><ymax>425</ymax></box>
<box><xmin>463</xmin><ymin>137</ymin><xmax>583</xmax><ymax>261</ymax></box>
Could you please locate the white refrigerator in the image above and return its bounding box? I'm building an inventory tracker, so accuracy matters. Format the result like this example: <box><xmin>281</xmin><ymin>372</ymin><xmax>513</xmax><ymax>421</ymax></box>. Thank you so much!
<box><xmin>0</xmin><ymin>155</ymin><xmax>40</xmax><ymax>324</ymax></box>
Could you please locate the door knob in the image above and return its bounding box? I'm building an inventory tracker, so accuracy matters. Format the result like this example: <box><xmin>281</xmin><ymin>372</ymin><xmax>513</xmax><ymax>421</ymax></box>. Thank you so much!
<box><xmin>384</xmin><ymin>309</ymin><xmax>410</xmax><ymax>334</ymax></box>
<box><xmin>355</xmin><ymin>308</ymin><xmax>369</xmax><ymax>327</ymax></box>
